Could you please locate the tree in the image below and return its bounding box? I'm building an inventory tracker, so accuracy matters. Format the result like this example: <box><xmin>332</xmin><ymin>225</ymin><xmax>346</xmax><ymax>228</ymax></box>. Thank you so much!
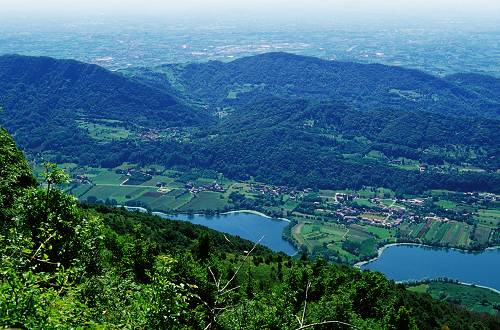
<box><xmin>195</xmin><ymin>233</ymin><xmax>211</xmax><ymax>261</ymax></box>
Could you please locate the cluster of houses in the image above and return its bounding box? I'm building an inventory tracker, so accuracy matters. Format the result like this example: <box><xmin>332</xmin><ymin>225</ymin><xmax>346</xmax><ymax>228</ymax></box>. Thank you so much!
<box><xmin>333</xmin><ymin>204</ymin><xmax>401</xmax><ymax>227</ymax></box>
<box><xmin>247</xmin><ymin>184</ymin><xmax>308</xmax><ymax>200</ymax></box>
<box><xmin>138</xmin><ymin>127</ymin><xmax>188</xmax><ymax>142</ymax></box>
<box><xmin>73</xmin><ymin>175</ymin><xmax>91</xmax><ymax>185</ymax></box>
<box><xmin>138</xmin><ymin>129</ymin><xmax>161</xmax><ymax>141</ymax></box>
<box><xmin>482</xmin><ymin>193</ymin><xmax>498</xmax><ymax>202</ymax></box>
<box><xmin>334</xmin><ymin>193</ymin><xmax>353</xmax><ymax>203</ymax></box>
<box><xmin>184</xmin><ymin>181</ymin><xmax>226</xmax><ymax>195</ymax></box>
<box><xmin>424</xmin><ymin>215</ymin><xmax>450</xmax><ymax>222</ymax></box>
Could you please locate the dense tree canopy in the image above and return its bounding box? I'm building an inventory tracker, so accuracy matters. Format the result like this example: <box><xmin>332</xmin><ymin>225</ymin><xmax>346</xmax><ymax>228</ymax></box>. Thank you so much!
<box><xmin>1</xmin><ymin>53</ymin><xmax>499</xmax><ymax>195</ymax></box>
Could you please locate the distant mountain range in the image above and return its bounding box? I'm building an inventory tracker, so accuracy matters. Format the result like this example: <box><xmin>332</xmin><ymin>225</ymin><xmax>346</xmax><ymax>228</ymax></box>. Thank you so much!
<box><xmin>138</xmin><ymin>52</ymin><xmax>500</xmax><ymax>119</ymax></box>
<box><xmin>1</xmin><ymin>53</ymin><xmax>499</xmax><ymax>193</ymax></box>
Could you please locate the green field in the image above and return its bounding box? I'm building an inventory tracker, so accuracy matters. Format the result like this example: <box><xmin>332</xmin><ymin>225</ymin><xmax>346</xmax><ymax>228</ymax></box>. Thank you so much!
<box><xmin>148</xmin><ymin>192</ymin><xmax>193</xmax><ymax>211</ymax></box>
<box><xmin>67</xmin><ymin>184</ymin><xmax>93</xmax><ymax>198</ymax></box>
<box><xmin>399</xmin><ymin>220</ymin><xmax>471</xmax><ymax>248</ymax></box>
<box><xmin>354</xmin><ymin>198</ymin><xmax>375</xmax><ymax>207</ymax></box>
<box><xmin>408</xmin><ymin>282</ymin><xmax>500</xmax><ymax>315</ymax></box>
<box><xmin>475</xmin><ymin>209</ymin><xmax>500</xmax><ymax>228</ymax></box>
<box><xmin>141</xmin><ymin>175</ymin><xmax>176</xmax><ymax>187</ymax></box>
<box><xmin>297</xmin><ymin>223</ymin><xmax>348</xmax><ymax>251</ymax></box>
<box><xmin>293</xmin><ymin>221</ymin><xmax>382</xmax><ymax>263</ymax></box>
<box><xmin>434</xmin><ymin>199</ymin><xmax>458</xmax><ymax>209</ymax></box>
<box><xmin>77</xmin><ymin>120</ymin><xmax>133</xmax><ymax>141</ymax></box>
<box><xmin>179</xmin><ymin>191</ymin><xmax>229</xmax><ymax>212</ymax></box>
<box><xmin>360</xmin><ymin>225</ymin><xmax>397</xmax><ymax>239</ymax></box>
<box><xmin>474</xmin><ymin>225</ymin><xmax>492</xmax><ymax>245</ymax></box>
<box><xmin>91</xmin><ymin>171</ymin><xmax>127</xmax><ymax>185</ymax></box>
<box><xmin>81</xmin><ymin>185</ymin><xmax>154</xmax><ymax>204</ymax></box>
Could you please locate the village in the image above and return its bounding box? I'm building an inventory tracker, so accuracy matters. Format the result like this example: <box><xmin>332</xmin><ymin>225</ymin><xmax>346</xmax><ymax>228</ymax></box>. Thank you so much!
<box><xmin>69</xmin><ymin>166</ymin><xmax>482</xmax><ymax>230</ymax></box>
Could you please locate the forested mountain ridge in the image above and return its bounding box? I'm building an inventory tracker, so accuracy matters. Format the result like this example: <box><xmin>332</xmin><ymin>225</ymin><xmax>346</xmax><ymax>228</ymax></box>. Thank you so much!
<box><xmin>0</xmin><ymin>54</ymin><xmax>210</xmax><ymax>150</ymax></box>
<box><xmin>154</xmin><ymin>52</ymin><xmax>500</xmax><ymax>119</ymax></box>
<box><xmin>1</xmin><ymin>127</ymin><xmax>500</xmax><ymax>329</ymax></box>
<box><xmin>445</xmin><ymin>73</ymin><xmax>500</xmax><ymax>101</ymax></box>
<box><xmin>1</xmin><ymin>53</ymin><xmax>499</xmax><ymax>194</ymax></box>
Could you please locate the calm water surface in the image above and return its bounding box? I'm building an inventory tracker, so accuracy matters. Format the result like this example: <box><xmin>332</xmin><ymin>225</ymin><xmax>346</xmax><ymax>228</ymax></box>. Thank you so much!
<box><xmin>155</xmin><ymin>212</ymin><xmax>297</xmax><ymax>255</ymax></box>
<box><xmin>361</xmin><ymin>244</ymin><xmax>500</xmax><ymax>291</ymax></box>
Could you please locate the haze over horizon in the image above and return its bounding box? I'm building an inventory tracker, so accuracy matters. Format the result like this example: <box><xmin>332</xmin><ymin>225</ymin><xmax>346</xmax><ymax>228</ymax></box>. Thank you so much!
<box><xmin>2</xmin><ymin>0</ymin><xmax>499</xmax><ymax>27</ymax></box>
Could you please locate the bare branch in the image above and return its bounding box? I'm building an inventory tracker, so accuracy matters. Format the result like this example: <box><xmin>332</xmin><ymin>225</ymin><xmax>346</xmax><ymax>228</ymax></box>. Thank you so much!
<box><xmin>295</xmin><ymin>320</ymin><xmax>358</xmax><ymax>329</ymax></box>
<box><xmin>295</xmin><ymin>281</ymin><xmax>358</xmax><ymax>330</ymax></box>
<box><xmin>208</xmin><ymin>266</ymin><xmax>220</xmax><ymax>289</ymax></box>
<box><xmin>31</xmin><ymin>233</ymin><xmax>56</xmax><ymax>260</ymax></box>
<box><xmin>203</xmin><ymin>235</ymin><xmax>265</xmax><ymax>330</ymax></box>
<box><xmin>220</xmin><ymin>285</ymin><xmax>241</xmax><ymax>296</ymax></box>
<box><xmin>300</xmin><ymin>282</ymin><xmax>311</xmax><ymax>326</ymax></box>
<box><xmin>220</xmin><ymin>235</ymin><xmax>264</xmax><ymax>293</ymax></box>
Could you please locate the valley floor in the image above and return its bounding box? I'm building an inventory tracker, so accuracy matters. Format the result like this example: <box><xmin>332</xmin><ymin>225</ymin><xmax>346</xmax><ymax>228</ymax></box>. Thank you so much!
<box><xmin>41</xmin><ymin>162</ymin><xmax>500</xmax><ymax>265</ymax></box>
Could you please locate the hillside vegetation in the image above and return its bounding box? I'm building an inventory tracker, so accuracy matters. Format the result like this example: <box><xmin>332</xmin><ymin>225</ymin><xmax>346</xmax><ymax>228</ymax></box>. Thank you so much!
<box><xmin>158</xmin><ymin>52</ymin><xmax>500</xmax><ymax>119</ymax></box>
<box><xmin>1</xmin><ymin>53</ymin><xmax>499</xmax><ymax>194</ymax></box>
<box><xmin>1</xmin><ymin>128</ymin><xmax>500</xmax><ymax>328</ymax></box>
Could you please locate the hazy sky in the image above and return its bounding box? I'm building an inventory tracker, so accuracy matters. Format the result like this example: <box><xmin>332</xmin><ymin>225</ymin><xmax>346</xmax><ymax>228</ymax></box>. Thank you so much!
<box><xmin>2</xmin><ymin>0</ymin><xmax>500</xmax><ymax>24</ymax></box>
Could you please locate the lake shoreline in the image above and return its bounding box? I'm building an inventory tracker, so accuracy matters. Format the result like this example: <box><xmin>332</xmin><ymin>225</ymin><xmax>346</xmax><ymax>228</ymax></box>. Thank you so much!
<box><xmin>220</xmin><ymin>210</ymin><xmax>291</xmax><ymax>222</ymax></box>
<box><xmin>146</xmin><ymin>208</ymin><xmax>292</xmax><ymax>223</ymax></box>
<box><xmin>403</xmin><ymin>280</ymin><xmax>500</xmax><ymax>296</ymax></box>
<box><xmin>356</xmin><ymin>243</ymin><xmax>500</xmax><ymax>292</ymax></box>
<box><xmin>354</xmin><ymin>243</ymin><xmax>500</xmax><ymax>268</ymax></box>
<box><xmin>148</xmin><ymin>208</ymin><xmax>297</xmax><ymax>255</ymax></box>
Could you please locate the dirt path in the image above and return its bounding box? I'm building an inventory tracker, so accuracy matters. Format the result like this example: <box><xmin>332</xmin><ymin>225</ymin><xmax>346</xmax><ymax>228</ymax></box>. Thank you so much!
<box><xmin>292</xmin><ymin>222</ymin><xmax>305</xmax><ymax>245</ymax></box>
<box><xmin>342</xmin><ymin>228</ymin><xmax>350</xmax><ymax>240</ymax></box>
<box><xmin>96</xmin><ymin>183</ymin><xmax>158</xmax><ymax>188</ymax></box>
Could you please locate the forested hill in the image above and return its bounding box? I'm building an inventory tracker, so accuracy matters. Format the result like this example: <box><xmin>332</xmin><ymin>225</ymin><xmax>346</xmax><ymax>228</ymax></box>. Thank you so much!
<box><xmin>445</xmin><ymin>73</ymin><xmax>500</xmax><ymax>101</ymax></box>
<box><xmin>0</xmin><ymin>54</ymin><xmax>210</xmax><ymax>144</ymax></box>
<box><xmin>1</xmin><ymin>127</ymin><xmax>500</xmax><ymax>328</ymax></box>
<box><xmin>157</xmin><ymin>52</ymin><xmax>500</xmax><ymax>119</ymax></box>
<box><xmin>1</xmin><ymin>53</ymin><xmax>499</xmax><ymax>193</ymax></box>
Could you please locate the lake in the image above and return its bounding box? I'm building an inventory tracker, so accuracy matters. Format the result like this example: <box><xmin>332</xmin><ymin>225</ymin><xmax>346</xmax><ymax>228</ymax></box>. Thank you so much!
<box><xmin>154</xmin><ymin>211</ymin><xmax>297</xmax><ymax>255</ymax></box>
<box><xmin>360</xmin><ymin>244</ymin><xmax>500</xmax><ymax>291</ymax></box>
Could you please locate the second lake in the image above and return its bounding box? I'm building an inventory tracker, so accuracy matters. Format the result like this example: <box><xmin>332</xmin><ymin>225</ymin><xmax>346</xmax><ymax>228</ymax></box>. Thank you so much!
<box><xmin>360</xmin><ymin>244</ymin><xmax>500</xmax><ymax>292</ymax></box>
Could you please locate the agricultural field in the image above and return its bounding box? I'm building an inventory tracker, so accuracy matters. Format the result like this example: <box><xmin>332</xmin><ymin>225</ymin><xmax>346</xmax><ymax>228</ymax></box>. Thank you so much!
<box><xmin>475</xmin><ymin>209</ymin><xmax>500</xmax><ymax>228</ymax></box>
<box><xmin>77</xmin><ymin>120</ymin><xmax>133</xmax><ymax>142</ymax></box>
<box><xmin>474</xmin><ymin>225</ymin><xmax>492</xmax><ymax>245</ymax></box>
<box><xmin>67</xmin><ymin>184</ymin><xmax>93</xmax><ymax>198</ymax></box>
<box><xmin>64</xmin><ymin>164</ymin><xmax>235</xmax><ymax>213</ymax></box>
<box><xmin>80</xmin><ymin>185</ymin><xmax>154</xmax><ymax>204</ymax></box>
<box><xmin>353</xmin><ymin>198</ymin><xmax>376</xmax><ymax>208</ymax></box>
<box><xmin>179</xmin><ymin>191</ymin><xmax>229</xmax><ymax>212</ymax></box>
<box><xmin>399</xmin><ymin>220</ymin><xmax>472</xmax><ymax>248</ymax></box>
<box><xmin>292</xmin><ymin>221</ymin><xmax>394</xmax><ymax>263</ymax></box>
<box><xmin>360</xmin><ymin>225</ymin><xmax>397</xmax><ymax>239</ymax></box>
<box><xmin>408</xmin><ymin>282</ymin><xmax>500</xmax><ymax>316</ymax></box>
<box><xmin>434</xmin><ymin>199</ymin><xmax>458</xmax><ymax>210</ymax></box>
